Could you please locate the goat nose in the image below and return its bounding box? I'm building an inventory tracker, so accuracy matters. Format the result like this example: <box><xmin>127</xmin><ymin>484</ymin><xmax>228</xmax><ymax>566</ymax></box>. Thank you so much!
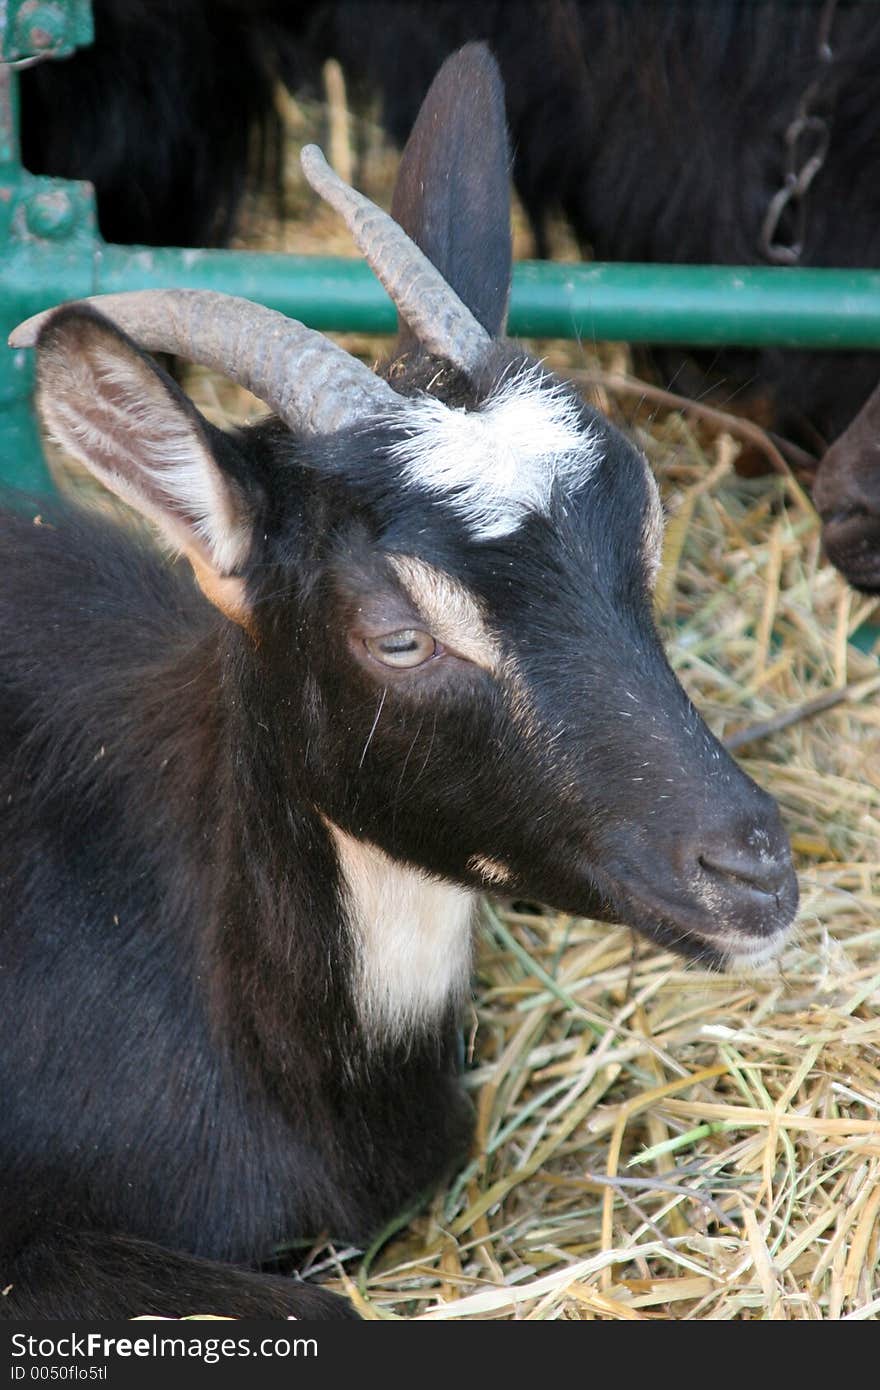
<box><xmin>697</xmin><ymin>842</ymin><xmax>791</xmax><ymax>898</ymax></box>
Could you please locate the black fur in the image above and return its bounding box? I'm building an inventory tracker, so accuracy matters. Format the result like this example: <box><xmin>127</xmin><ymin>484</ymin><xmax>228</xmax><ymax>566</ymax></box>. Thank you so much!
<box><xmin>0</xmin><ymin>492</ymin><xmax>472</xmax><ymax>1317</ymax></box>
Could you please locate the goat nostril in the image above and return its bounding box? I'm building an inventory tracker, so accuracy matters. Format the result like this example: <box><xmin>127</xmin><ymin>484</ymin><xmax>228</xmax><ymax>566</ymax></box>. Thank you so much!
<box><xmin>698</xmin><ymin>849</ymin><xmax>789</xmax><ymax>899</ymax></box>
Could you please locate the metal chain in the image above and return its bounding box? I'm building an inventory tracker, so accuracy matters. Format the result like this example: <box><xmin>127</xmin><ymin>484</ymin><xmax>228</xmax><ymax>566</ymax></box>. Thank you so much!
<box><xmin>759</xmin><ymin>0</ymin><xmax>839</xmax><ymax>266</ymax></box>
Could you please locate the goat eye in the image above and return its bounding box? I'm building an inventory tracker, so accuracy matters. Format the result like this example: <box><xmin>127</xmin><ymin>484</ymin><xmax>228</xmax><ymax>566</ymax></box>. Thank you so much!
<box><xmin>365</xmin><ymin>629</ymin><xmax>437</xmax><ymax>668</ymax></box>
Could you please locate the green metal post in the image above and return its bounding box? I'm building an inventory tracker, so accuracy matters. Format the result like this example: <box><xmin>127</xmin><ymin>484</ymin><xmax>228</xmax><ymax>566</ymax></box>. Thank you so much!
<box><xmin>508</xmin><ymin>261</ymin><xmax>880</xmax><ymax>348</ymax></box>
<box><xmin>0</xmin><ymin>0</ymin><xmax>95</xmax><ymax>490</ymax></box>
<box><xmin>0</xmin><ymin>64</ymin><xmax>48</xmax><ymax>491</ymax></box>
<box><xmin>93</xmin><ymin>249</ymin><xmax>880</xmax><ymax>349</ymax></box>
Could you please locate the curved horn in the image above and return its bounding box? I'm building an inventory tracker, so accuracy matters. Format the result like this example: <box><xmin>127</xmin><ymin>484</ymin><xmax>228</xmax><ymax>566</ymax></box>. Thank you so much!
<box><xmin>301</xmin><ymin>145</ymin><xmax>491</xmax><ymax>375</ymax></box>
<box><xmin>10</xmin><ymin>290</ymin><xmax>399</xmax><ymax>437</ymax></box>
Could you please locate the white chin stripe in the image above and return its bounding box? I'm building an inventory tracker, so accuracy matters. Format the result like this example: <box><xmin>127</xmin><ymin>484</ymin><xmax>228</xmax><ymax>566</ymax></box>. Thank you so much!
<box><xmin>724</xmin><ymin>932</ymin><xmax>789</xmax><ymax>973</ymax></box>
<box><xmin>385</xmin><ymin>367</ymin><xmax>602</xmax><ymax>540</ymax></box>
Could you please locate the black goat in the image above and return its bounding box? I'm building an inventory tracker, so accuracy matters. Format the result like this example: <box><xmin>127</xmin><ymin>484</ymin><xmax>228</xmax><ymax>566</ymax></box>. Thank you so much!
<box><xmin>1</xmin><ymin>45</ymin><xmax>797</xmax><ymax>1320</ymax></box>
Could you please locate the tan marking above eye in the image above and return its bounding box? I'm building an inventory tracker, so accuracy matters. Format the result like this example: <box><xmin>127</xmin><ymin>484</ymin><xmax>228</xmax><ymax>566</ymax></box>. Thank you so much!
<box><xmin>365</xmin><ymin>629</ymin><xmax>438</xmax><ymax>669</ymax></box>
<box><xmin>387</xmin><ymin>554</ymin><xmax>502</xmax><ymax>673</ymax></box>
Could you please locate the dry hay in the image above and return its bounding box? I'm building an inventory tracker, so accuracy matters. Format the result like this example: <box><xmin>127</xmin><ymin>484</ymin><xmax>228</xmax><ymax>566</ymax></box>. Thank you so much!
<box><xmin>42</xmin><ymin>84</ymin><xmax>880</xmax><ymax>1321</ymax></box>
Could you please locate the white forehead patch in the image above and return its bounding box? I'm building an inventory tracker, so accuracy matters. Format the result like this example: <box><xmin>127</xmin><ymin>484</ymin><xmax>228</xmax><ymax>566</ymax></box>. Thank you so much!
<box><xmin>386</xmin><ymin>366</ymin><xmax>602</xmax><ymax>540</ymax></box>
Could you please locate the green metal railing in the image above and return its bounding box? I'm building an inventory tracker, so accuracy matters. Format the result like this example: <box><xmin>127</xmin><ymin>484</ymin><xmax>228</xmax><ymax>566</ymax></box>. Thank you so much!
<box><xmin>3</xmin><ymin>0</ymin><xmax>880</xmax><ymax>495</ymax></box>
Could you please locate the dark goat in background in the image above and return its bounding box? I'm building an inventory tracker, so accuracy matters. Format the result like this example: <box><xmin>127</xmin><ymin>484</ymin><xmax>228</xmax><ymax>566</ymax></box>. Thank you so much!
<box><xmin>19</xmin><ymin>0</ymin><xmax>880</xmax><ymax>591</ymax></box>
<box><xmin>20</xmin><ymin>0</ymin><xmax>294</xmax><ymax>248</ymax></box>
<box><xmin>1</xmin><ymin>47</ymin><xmax>797</xmax><ymax>1318</ymax></box>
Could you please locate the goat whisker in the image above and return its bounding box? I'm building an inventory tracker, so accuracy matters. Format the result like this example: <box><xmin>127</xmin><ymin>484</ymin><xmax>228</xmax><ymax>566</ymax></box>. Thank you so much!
<box><xmin>359</xmin><ymin>687</ymin><xmax>388</xmax><ymax>769</ymax></box>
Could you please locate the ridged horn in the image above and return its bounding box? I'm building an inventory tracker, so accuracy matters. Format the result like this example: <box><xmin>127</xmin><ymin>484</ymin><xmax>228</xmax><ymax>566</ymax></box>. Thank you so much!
<box><xmin>301</xmin><ymin>144</ymin><xmax>492</xmax><ymax>375</ymax></box>
<box><xmin>10</xmin><ymin>290</ymin><xmax>399</xmax><ymax>436</ymax></box>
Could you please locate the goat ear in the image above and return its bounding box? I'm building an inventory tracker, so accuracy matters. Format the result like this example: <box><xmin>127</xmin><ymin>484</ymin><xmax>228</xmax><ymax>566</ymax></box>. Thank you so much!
<box><xmin>391</xmin><ymin>42</ymin><xmax>512</xmax><ymax>345</ymax></box>
<box><xmin>34</xmin><ymin>307</ymin><xmax>253</xmax><ymax>625</ymax></box>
